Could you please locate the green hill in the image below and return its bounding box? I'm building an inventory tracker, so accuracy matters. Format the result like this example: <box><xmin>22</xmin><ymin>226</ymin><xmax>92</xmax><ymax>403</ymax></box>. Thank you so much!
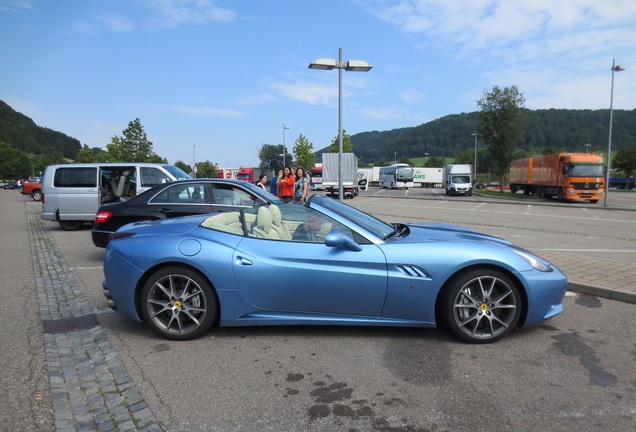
<box><xmin>345</xmin><ymin>109</ymin><xmax>636</xmax><ymax>165</ymax></box>
<box><xmin>0</xmin><ymin>100</ymin><xmax>81</xmax><ymax>160</ymax></box>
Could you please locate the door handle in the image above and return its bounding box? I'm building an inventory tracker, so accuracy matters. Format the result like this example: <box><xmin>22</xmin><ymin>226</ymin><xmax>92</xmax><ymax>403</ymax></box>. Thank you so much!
<box><xmin>236</xmin><ymin>257</ymin><xmax>253</xmax><ymax>266</ymax></box>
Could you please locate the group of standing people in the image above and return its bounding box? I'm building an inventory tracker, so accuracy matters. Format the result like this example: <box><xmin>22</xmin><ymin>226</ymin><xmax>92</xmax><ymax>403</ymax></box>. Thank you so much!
<box><xmin>263</xmin><ymin>166</ymin><xmax>309</xmax><ymax>203</ymax></box>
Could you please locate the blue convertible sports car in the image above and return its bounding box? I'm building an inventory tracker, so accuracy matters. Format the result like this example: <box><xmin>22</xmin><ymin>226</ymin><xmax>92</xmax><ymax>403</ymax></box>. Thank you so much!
<box><xmin>103</xmin><ymin>194</ymin><xmax>567</xmax><ymax>344</ymax></box>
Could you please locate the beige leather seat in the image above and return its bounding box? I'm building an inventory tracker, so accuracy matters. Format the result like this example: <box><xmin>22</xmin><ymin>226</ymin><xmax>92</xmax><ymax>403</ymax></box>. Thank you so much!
<box><xmin>251</xmin><ymin>206</ymin><xmax>278</xmax><ymax>239</ymax></box>
<box><xmin>269</xmin><ymin>205</ymin><xmax>292</xmax><ymax>240</ymax></box>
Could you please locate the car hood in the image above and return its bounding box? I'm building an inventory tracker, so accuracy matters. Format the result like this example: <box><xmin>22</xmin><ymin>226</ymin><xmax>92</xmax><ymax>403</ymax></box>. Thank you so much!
<box><xmin>404</xmin><ymin>222</ymin><xmax>513</xmax><ymax>246</ymax></box>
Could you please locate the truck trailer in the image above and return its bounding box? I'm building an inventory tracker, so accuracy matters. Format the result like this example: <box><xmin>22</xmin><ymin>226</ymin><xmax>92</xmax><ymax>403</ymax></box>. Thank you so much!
<box><xmin>413</xmin><ymin>167</ymin><xmax>443</xmax><ymax>188</ymax></box>
<box><xmin>322</xmin><ymin>153</ymin><xmax>359</xmax><ymax>199</ymax></box>
<box><xmin>509</xmin><ymin>153</ymin><xmax>604</xmax><ymax>202</ymax></box>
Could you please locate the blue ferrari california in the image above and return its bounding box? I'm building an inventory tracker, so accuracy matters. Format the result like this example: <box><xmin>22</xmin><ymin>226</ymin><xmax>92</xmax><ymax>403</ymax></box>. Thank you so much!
<box><xmin>102</xmin><ymin>194</ymin><xmax>567</xmax><ymax>343</ymax></box>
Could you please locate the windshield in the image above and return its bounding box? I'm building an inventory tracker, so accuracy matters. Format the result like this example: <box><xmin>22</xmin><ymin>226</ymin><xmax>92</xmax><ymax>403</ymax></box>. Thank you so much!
<box><xmin>569</xmin><ymin>163</ymin><xmax>604</xmax><ymax>177</ymax></box>
<box><xmin>311</xmin><ymin>195</ymin><xmax>394</xmax><ymax>239</ymax></box>
<box><xmin>451</xmin><ymin>175</ymin><xmax>471</xmax><ymax>183</ymax></box>
<box><xmin>163</xmin><ymin>165</ymin><xmax>192</xmax><ymax>180</ymax></box>
<box><xmin>396</xmin><ymin>167</ymin><xmax>414</xmax><ymax>181</ymax></box>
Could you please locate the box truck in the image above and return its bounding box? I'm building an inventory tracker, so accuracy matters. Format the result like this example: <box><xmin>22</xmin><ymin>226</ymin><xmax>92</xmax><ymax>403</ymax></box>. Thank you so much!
<box><xmin>442</xmin><ymin>164</ymin><xmax>472</xmax><ymax>196</ymax></box>
<box><xmin>509</xmin><ymin>153</ymin><xmax>604</xmax><ymax>202</ymax></box>
<box><xmin>322</xmin><ymin>153</ymin><xmax>359</xmax><ymax>199</ymax></box>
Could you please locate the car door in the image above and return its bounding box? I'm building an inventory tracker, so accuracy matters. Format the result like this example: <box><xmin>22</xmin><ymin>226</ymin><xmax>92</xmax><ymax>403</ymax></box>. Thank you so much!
<box><xmin>232</xmin><ymin>233</ymin><xmax>388</xmax><ymax>317</ymax></box>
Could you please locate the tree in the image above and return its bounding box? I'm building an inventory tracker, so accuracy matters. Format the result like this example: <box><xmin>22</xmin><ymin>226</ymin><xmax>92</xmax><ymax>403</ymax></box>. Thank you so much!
<box><xmin>612</xmin><ymin>147</ymin><xmax>636</xmax><ymax>178</ymax></box>
<box><xmin>106</xmin><ymin>118</ymin><xmax>162</xmax><ymax>162</ymax></box>
<box><xmin>423</xmin><ymin>156</ymin><xmax>445</xmax><ymax>168</ymax></box>
<box><xmin>328</xmin><ymin>130</ymin><xmax>353</xmax><ymax>153</ymax></box>
<box><xmin>453</xmin><ymin>150</ymin><xmax>473</xmax><ymax>165</ymax></box>
<box><xmin>258</xmin><ymin>143</ymin><xmax>289</xmax><ymax>172</ymax></box>
<box><xmin>75</xmin><ymin>145</ymin><xmax>110</xmax><ymax>163</ymax></box>
<box><xmin>374</xmin><ymin>157</ymin><xmax>387</xmax><ymax>166</ymax></box>
<box><xmin>477</xmin><ymin>85</ymin><xmax>526</xmax><ymax>190</ymax></box>
<box><xmin>292</xmin><ymin>134</ymin><xmax>315</xmax><ymax>170</ymax></box>
<box><xmin>0</xmin><ymin>141</ymin><xmax>31</xmax><ymax>179</ymax></box>
<box><xmin>195</xmin><ymin>160</ymin><xmax>218</xmax><ymax>178</ymax></box>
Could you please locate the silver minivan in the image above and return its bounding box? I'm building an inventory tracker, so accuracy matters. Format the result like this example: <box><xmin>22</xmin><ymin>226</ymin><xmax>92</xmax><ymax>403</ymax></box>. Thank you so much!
<box><xmin>41</xmin><ymin>163</ymin><xmax>191</xmax><ymax>230</ymax></box>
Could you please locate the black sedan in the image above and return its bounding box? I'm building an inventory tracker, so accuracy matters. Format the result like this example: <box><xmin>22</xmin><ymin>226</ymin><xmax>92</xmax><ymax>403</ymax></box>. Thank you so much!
<box><xmin>92</xmin><ymin>178</ymin><xmax>280</xmax><ymax>247</ymax></box>
<box><xmin>2</xmin><ymin>182</ymin><xmax>19</xmax><ymax>190</ymax></box>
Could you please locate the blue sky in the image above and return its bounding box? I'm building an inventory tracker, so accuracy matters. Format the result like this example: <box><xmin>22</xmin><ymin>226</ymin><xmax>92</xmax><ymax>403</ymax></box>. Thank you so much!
<box><xmin>1</xmin><ymin>0</ymin><xmax>635</xmax><ymax>168</ymax></box>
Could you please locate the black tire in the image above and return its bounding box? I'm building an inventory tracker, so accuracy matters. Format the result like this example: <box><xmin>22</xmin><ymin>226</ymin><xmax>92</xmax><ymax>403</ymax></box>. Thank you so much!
<box><xmin>140</xmin><ymin>266</ymin><xmax>217</xmax><ymax>341</ymax></box>
<box><xmin>439</xmin><ymin>268</ymin><xmax>522</xmax><ymax>344</ymax></box>
<box><xmin>59</xmin><ymin>220</ymin><xmax>84</xmax><ymax>231</ymax></box>
<box><xmin>589</xmin><ymin>200</ymin><xmax>598</xmax><ymax>203</ymax></box>
<box><xmin>557</xmin><ymin>188</ymin><xmax>564</xmax><ymax>202</ymax></box>
<box><xmin>31</xmin><ymin>190</ymin><xmax>42</xmax><ymax>201</ymax></box>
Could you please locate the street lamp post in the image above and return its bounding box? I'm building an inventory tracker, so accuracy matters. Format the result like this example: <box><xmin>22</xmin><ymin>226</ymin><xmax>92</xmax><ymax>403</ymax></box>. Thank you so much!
<box><xmin>282</xmin><ymin>124</ymin><xmax>290</xmax><ymax>167</ymax></box>
<box><xmin>192</xmin><ymin>144</ymin><xmax>199</xmax><ymax>178</ymax></box>
<box><xmin>309</xmin><ymin>48</ymin><xmax>372</xmax><ymax>201</ymax></box>
<box><xmin>604</xmin><ymin>59</ymin><xmax>625</xmax><ymax>207</ymax></box>
<box><xmin>471</xmin><ymin>133</ymin><xmax>480</xmax><ymax>182</ymax></box>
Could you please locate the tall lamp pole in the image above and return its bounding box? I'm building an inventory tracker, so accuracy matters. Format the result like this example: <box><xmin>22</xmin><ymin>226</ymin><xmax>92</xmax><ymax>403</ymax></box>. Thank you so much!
<box><xmin>604</xmin><ymin>59</ymin><xmax>625</xmax><ymax>207</ymax></box>
<box><xmin>471</xmin><ymin>133</ymin><xmax>480</xmax><ymax>182</ymax></box>
<box><xmin>192</xmin><ymin>143</ymin><xmax>199</xmax><ymax>178</ymax></box>
<box><xmin>282</xmin><ymin>124</ymin><xmax>290</xmax><ymax>167</ymax></box>
<box><xmin>309</xmin><ymin>48</ymin><xmax>372</xmax><ymax>201</ymax></box>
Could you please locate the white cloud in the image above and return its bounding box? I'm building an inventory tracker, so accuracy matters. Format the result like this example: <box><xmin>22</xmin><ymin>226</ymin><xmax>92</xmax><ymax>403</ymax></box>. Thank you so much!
<box><xmin>158</xmin><ymin>104</ymin><xmax>243</xmax><ymax>118</ymax></box>
<box><xmin>400</xmin><ymin>88</ymin><xmax>423</xmax><ymax>102</ymax></box>
<box><xmin>141</xmin><ymin>0</ymin><xmax>237</xmax><ymax>30</ymax></box>
<box><xmin>99</xmin><ymin>14</ymin><xmax>136</xmax><ymax>32</ymax></box>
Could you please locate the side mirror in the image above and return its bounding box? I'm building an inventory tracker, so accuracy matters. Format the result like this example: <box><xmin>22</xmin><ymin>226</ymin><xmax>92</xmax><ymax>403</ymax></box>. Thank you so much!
<box><xmin>325</xmin><ymin>231</ymin><xmax>362</xmax><ymax>252</ymax></box>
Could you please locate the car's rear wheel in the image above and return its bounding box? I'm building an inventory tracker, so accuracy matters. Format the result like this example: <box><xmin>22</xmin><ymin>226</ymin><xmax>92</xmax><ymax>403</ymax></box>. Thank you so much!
<box><xmin>31</xmin><ymin>190</ymin><xmax>42</xmax><ymax>201</ymax></box>
<box><xmin>58</xmin><ymin>220</ymin><xmax>83</xmax><ymax>231</ymax></box>
<box><xmin>440</xmin><ymin>268</ymin><xmax>522</xmax><ymax>344</ymax></box>
<box><xmin>141</xmin><ymin>266</ymin><xmax>217</xmax><ymax>341</ymax></box>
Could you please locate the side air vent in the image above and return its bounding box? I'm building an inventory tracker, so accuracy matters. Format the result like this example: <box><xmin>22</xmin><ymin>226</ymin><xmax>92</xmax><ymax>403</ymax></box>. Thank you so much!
<box><xmin>394</xmin><ymin>265</ymin><xmax>430</xmax><ymax>279</ymax></box>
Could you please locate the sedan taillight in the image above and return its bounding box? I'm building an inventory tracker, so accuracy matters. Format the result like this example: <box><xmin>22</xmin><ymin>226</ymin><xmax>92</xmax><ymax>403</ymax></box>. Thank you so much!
<box><xmin>95</xmin><ymin>210</ymin><xmax>112</xmax><ymax>223</ymax></box>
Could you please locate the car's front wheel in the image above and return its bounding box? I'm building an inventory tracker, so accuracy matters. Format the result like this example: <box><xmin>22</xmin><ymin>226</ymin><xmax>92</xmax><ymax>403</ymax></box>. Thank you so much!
<box><xmin>440</xmin><ymin>268</ymin><xmax>522</xmax><ymax>343</ymax></box>
<box><xmin>141</xmin><ymin>266</ymin><xmax>217</xmax><ymax>341</ymax></box>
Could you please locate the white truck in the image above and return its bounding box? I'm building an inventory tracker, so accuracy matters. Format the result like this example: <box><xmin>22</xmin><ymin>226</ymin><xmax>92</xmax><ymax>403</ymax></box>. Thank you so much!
<box><xmin>413</xmin><ymin>167</ymin><xmax>443</xmax><ymax>188</ymax></box>
<box><xmin>322</xmin><ymin>153</ymin><xmax>359</xmax><ymax>199</ymax></box>
<box><xmin>442</xmin><ymin>164</ymin><xmax>473</xmax><ymax>196</ymax></box>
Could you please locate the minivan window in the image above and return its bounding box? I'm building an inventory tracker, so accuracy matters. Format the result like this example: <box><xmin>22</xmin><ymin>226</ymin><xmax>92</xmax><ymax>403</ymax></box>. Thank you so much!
<box><xmin>163</xmin><ymin>165</ymin><xmax>192</xmax><ymax>180</ymax></box>
<box><xmin>140</xmin><ymin>167</ymin><xmax>173</xmax><ymax>188</ymax></box>
<box><xmin>54</xmin><ymin>167</ymin><xmax>96</xmax><ymax>187</ymax></box>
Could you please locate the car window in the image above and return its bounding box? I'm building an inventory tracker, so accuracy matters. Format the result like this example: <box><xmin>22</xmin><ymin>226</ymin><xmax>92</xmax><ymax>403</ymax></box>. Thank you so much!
<box><xmin>140</xmin><ymin>167</ymin><xmax>172</xmax><ymax>188</ymax></box>
<box><xmin>211</xmin><ymin>184</ymin><xmax>254</xmax><ymax>206</ymax></box>
<box><xmin>150</xmin><ymin>183</ymin><xmax>207</xmax><ymax>204</ymax></box>
<box><xmin>54</xmin><ymin>167</ymin><xmax>97</xmax><ymax>187</ymax></box>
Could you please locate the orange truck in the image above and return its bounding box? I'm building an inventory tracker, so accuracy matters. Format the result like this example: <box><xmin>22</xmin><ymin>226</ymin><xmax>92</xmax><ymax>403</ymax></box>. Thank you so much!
<box><xmin>509</xmin><ymin>153</ymin><xmax>604</xmax><ymax>203</ymax></box>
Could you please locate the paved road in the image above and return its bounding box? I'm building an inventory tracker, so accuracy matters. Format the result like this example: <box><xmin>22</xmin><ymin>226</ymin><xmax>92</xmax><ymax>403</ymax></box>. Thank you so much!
<box><xmin>2</xmin><ymin>189</ymin><xmax>636</xmax><ymax>432</ymax></box>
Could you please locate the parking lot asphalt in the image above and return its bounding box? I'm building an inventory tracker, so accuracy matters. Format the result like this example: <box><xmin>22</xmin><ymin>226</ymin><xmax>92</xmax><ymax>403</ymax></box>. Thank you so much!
<box><xmin>5</xmin><ymin>191</ymin><xmax>635</xmax><ymax>431</ymax></box>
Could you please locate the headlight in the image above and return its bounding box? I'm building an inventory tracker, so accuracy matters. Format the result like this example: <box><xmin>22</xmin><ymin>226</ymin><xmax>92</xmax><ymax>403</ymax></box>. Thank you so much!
<box><xmin>512</xmin><ymin>248</ymin><xmax>552</xmax><ymax>272</ymax></box>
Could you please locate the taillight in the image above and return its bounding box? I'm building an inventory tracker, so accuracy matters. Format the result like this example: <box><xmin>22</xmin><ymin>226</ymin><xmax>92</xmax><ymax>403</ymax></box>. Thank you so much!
<box><xmin>95</xmin><ymin>211</ymin><xmax>112</xmax><ymax>223</ymax></box>
<box><xmin>108</xmin><ymin>232</ymin><xmax>136</xmax><ymax>242</ymax></box>
<box><xmin>41</xmin><ymin>193</ymin><xmax>45</xmax><ymax>203</ymax></box>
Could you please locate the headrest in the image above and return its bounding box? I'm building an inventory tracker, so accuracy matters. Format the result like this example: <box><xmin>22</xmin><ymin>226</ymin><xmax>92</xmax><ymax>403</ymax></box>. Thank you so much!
<box><xmin>256</xmin><ymin>206</ymin><xmax>272</xmax><ymax>229</ymax></box>
<box><xmin>269</xmin><ymin>205</ymin><xmax>281</xmax><ymax>225</ymax></box>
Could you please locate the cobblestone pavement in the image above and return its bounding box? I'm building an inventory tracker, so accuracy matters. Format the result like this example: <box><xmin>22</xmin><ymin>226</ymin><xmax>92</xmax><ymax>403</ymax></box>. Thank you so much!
<box><xmin>27</xmin><ymin>204</ymin><xmax>161</xmax><ymax>432</ymax></box>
